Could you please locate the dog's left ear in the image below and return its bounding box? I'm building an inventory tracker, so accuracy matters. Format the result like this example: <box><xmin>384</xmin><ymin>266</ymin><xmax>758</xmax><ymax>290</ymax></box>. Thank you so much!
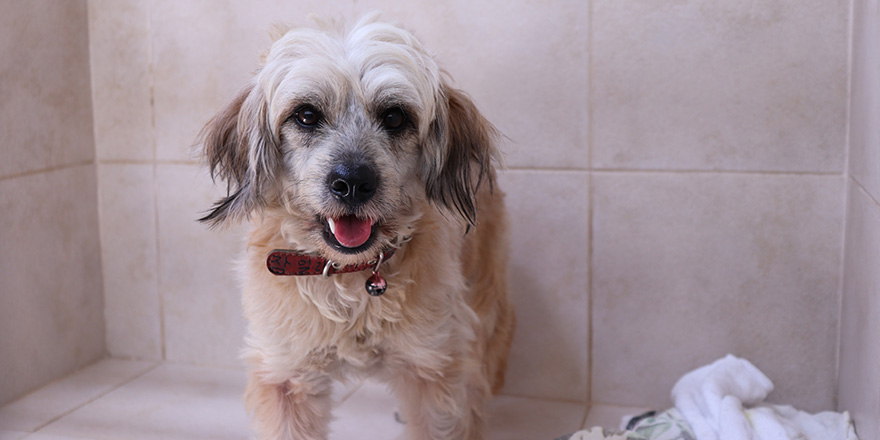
<box><xmin>423</xmin><ymin>84</ymin><xmax>500</xmax><ymax>226</ymax></box>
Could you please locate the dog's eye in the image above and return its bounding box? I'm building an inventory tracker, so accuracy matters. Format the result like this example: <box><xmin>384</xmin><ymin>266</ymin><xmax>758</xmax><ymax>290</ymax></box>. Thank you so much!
<box><xmin>380</xmin><ymin>107</ymin><xmax>407</xmax><ymax>132</ymax></box>
<box><xmin>293</xmin><ymin>105</ymin><xmax>322</xmax><ymax>128</ymax></box>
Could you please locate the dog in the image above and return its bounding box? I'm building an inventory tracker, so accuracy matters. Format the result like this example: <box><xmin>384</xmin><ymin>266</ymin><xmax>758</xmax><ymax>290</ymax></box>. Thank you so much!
<box><xmin>199</xmin><ymin>14</ymin><xmax>515</xmax><ymax>440</ymax></box>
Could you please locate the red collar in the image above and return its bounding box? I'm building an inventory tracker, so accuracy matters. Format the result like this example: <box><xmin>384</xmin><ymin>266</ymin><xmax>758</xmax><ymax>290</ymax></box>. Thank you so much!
<box><xmin>267</xmin><ymin>248</ymin><xmax>396</xmax><ymax>277</ymax></box>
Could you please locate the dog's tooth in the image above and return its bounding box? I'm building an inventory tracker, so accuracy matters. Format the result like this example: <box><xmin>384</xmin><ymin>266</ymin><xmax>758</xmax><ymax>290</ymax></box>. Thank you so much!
<box><xmin>328</xmin><ymin>217</ymin><xmax>336</xmax><ymax>235</ymax></box>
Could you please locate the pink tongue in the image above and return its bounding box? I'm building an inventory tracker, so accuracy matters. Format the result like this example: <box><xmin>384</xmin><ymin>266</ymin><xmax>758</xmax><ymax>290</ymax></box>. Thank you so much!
<box><xmin>332</xmin><ymin>215</ymin><xmax>372</xmax><ymax>248</ymax></box>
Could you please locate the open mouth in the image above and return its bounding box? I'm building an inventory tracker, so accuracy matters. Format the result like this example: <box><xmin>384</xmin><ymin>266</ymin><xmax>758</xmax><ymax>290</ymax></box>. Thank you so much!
<box><xmin>322</xmin><ymin>215</ymin><xmax>377</xmax><ymax>254</ymax></box>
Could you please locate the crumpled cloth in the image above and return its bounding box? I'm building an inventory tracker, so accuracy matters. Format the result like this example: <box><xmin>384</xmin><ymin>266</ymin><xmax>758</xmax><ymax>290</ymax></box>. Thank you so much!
<box><xmin>557</xmin><ymin>427</ymin><xmax>632</xmax><ymax>440</ymax></box>
<box><xmin>671</xmin><ymin>354</ymin><xmax>858</xmax><ymax>440</ymax></box>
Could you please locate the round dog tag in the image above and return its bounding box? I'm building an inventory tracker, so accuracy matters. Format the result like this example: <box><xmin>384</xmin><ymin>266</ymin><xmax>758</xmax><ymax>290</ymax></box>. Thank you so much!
<box><xmin>365</xmin><ymin>272</ymin><xmax>387</xmax><ymax>296</ymax></box>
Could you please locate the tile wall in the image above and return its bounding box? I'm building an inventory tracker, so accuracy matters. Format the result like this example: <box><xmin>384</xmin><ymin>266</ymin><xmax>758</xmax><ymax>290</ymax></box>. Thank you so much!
<box><xmin>74</xmin><ymin>0</ymin><xmax>857</xmax><ymax>412</ymax></box>
<box><xmin>0</xmin><ymin>1</ymin><xmax>104</xmax><ymax>406</ymax></box>
<box><xmin>838</xmin><ymin>0</ymin><xmax>880</xmax><ymax>438</ymax></box>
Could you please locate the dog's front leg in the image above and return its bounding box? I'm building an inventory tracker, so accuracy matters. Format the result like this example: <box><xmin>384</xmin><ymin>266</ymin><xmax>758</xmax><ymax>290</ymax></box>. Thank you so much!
<box><xmin>244</xmin><ymin>369</ymin><xmax>334</xmax><ymax>440</ymax></box>
<box><xmin>392</xmin><ymin>364</ymin><xmax>488</xmax><ymax>440</ymax></box>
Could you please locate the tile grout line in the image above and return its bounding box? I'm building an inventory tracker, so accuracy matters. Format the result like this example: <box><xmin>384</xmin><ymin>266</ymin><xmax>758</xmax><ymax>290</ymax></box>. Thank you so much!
<box><xmin>92</xmin><ymin>162</ymin><xmax>850</xmax><ymax>177</ymax></box>
<box><xmin>580</xmin><ymin>403</ymin><xmax>593</xmax><ymax>430</ymax></box>
<box><xmin>337</xmin><ymin>378</ymin><xmax>367</xmax><ymax>404</ymax></box>
<box><xmin>99</xmin><ymin>159</ymin><xmax>200</xmax><ymax>166</ymax></box>
<box><xmin>495</xmin><ymin>392</ymin><xmax>588</xmax><ymax>406</ymax></box>
<box><xmin>90</xmin><ymin>163</ymin><xmax>853</xmax><ymax>176</ymax></box>
<box><xmin>584</xmin><ymin>175</ymin><xmax>594</xmax><ymax>430</ymax></box>
<box><xmin>146</xmin><ymin>0</ymin><xmax>167</xmax><ymax>362</ymax></box>
<box><xmin>591</xmin><ymin>168</ymin><xmax>845</xmax><ymax>176</ymax></box>
<box><xmin>85</xmin><ymin>2</ymin><xmax>112</xmax><ymax>367</ymax></box>
<box><xmin>586</xmin><ymin>0</ymin><xmax>595</xmax><ymax>174</ymax></box>
<box><xmin>583</xmin><ymin>0</ymin><xmax>595</xmax><ymax>428</ymax></box>
<box><xmin>852</xmin><ymin>174</ymin><xmax>880</xmax><ymax>209</ymax></box>
<box><xmin>834</xmin><ymin>176</ymin><xmax>851</xmax><ymax>412</ymax></box>
<box><xmin>30</xmin><ymin>361</ymin><xmax>162</xmax><ymax>433</ymax></box>
<box><xmin>505</xmin><ymin>166</ymin><xmax>846</xmax><ymax>177</ymax></box>
<box><xmin>834</xmin><ymin>0</ymin><xmax>857</xmax><ymax>411</ymax></box>
<box><xmin>0</xmin><ymin>160</ymin><xmax>95</xmax><ymax>182</ymax></box>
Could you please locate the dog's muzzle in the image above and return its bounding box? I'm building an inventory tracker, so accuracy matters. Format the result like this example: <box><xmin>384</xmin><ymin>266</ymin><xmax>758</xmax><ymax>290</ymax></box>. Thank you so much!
<box><xmin>323</xmin><ymin>160</ymin><xmax>379</xmax><ymax>251</ymax></box>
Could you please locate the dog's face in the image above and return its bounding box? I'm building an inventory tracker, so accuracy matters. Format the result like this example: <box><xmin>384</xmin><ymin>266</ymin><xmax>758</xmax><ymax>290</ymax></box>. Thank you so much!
<box><xmin>200</xmin><ymin>17</ymin><xmax>497</xmax><ymax>263</ymax></box>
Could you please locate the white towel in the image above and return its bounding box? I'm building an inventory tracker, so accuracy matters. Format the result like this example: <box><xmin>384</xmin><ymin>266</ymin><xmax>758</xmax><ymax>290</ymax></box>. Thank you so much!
<box><xmin>671</xmin><ymin>354</ymin><xmax>858</xmax><ymax>440</ymax></box>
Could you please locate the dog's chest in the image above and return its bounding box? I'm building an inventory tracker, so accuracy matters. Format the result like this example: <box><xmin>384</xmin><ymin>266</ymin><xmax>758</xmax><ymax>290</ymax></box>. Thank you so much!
<box><xmin>297</xmin><ymin>277</ymin><xmax>405</xmax><ymax>364</ymax></box>
<box><xmin>303</xmin><ymin>313</ymin><xmax>395</xmax><ymax>372</ymax></box>
<box><xmin>304</xmin><ymin>333</ymin><xmax>380</xmax><ymax>370</ymax></box>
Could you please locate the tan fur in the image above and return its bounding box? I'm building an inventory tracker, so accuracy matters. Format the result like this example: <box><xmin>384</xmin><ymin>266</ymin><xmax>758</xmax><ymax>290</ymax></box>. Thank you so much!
<box><xmin>200</xmin><ymin>15</ymin><xmax>513</xmax><ymax>439</ymax></box>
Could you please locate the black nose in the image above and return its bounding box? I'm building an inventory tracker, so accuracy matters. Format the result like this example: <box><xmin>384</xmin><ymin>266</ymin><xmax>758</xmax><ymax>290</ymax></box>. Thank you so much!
<box><xmin>327</xmin><ymin>163</ymin><xmax>378</xmax><ymax>205</ymax></box>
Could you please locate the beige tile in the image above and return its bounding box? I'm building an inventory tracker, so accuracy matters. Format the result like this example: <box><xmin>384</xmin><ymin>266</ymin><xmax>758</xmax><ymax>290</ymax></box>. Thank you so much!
<box><xmin>150</xmin><ymin>1</ymin><xmax>589</xmax><ymax>168</ymax></box>
<box><xmin>591</xmin><ymin>172</ymin><xmax>844</xmax><ymax>411</ymax></box>
<box><xmin>379</xmin><ymin>1</ymin><xmax>590</xmax><ymax>169</ymax></box>
<box><xmin>0</xmin><ymin>0</ymin><xmax>94</xmax><ymax>178</ymax></box>
<box><xmin>0</xmin><ymin>166</ymin><xmax>105</xmax><ymax>406</ymax></box>
<box><xmin>338</xmin><ymin>387</ymin><xmax>592</xmax><ymax>440</ymax></box>
<box><xmin>235</xmin><ymin>376</ymin><xmax>587</xmax><ymax>440</ymax></box>
<box><xmin>329</xmin><ymin>378</ymin><xmax>364</xmax><ymax>406</ymax></box>
<box><xmin>497</xmin><ymin>170</ymin><xmax>590</xmax><ymax>402</ymax></box>
<box><xmin>849</xmin><ymin>0</ymin><xmax>880</xmax><ymax>202</ymax></box>
<box><xmin>150</xmin><ymin>0</ymin><xmax>271</xmax><ymax>162</ymax></box>
<box><xmin>583</xmin><ymin>404</ymin><xmax>653</xmax><ymax>431</ymax></box>
<box><xmin>0</xmin><ymin>359</ymin><xmax>156</xmax><ymax>432</ymax></box>
<box><xmin>21</xmin><ymin>434</ymin><xmax>90</xmax><ymax>440</ymax></box>
<box><xmin>97</xmin><ymin>165</ymin><xmax>161</xmax><ymax>359</ymax></box>
<box><xmin>156</xmin><ymin>164</ymin><xmax>247</xmax><ymax>367</ymax></box>
<box><xmin>487</xmin><ymin>395</ymin><xmax>587</xmax><ymax>440</ymax></box>
<box><xmin>838</xmin><ymin>181</ymin><xmax>880</xmax><ymax>440</ymax></box>
<box><xmin>39</xmin><ymin>364</ymin><xmax>249</xmax><ymax>440</ymax></box>
<box><xmin>88</xmin><ymin>0</ymin><xmax>154</xmax><ymax>162</ymax></box>
<box><xmin>329</xmin><ymin>380</ymin><xmax>403</xmax><ymax>440</ymax></box>
<box><xmin>593</xmin><ymin>0</ymin><xmax>848</xmax><ymax>172</ymax></box>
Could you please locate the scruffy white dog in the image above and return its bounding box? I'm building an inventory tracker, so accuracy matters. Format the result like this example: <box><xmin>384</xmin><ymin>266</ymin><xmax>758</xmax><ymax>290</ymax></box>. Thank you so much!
<box><xmin>199</xmin><ymin>14</ymin><xmax>514</xmax><ymax>440</ymax></box>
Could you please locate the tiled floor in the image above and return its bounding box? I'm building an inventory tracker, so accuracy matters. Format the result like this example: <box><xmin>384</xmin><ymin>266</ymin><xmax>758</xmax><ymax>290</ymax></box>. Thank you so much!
<box><xmin>0</xmin><ymin>359</ymin><xmax>650</xmax><ymax>440</ymax></box>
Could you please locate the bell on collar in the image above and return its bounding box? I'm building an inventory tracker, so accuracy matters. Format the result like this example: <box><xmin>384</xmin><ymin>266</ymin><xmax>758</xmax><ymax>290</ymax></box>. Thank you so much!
<box><xmin>364</xmin><ymin>251</ymin><xmax>387</xmax><ymax>296</ymax></box>
<box><xmin>365</xmin><ymin>271</ymin><xmax>387</xmax><ymax>296</ymax></box>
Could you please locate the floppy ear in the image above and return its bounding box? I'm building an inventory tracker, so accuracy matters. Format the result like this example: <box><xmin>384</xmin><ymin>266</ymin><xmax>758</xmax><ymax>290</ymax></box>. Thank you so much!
<box><xmin>198</xmin><ymin>81</ymin><xmax>281</xmax><ymax>227</ymax></box>
<box><xmin>423</xmin><ymin>84</ymin><xmax>500</xmax><ymax>226</ymax></box>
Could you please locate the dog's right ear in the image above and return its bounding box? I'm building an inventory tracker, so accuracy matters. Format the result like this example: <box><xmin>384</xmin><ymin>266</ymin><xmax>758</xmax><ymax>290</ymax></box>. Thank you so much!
<box><xmin>198</xmin><ymin>82</ymin><xmax>279</xmax><ymax>227</ymax></box>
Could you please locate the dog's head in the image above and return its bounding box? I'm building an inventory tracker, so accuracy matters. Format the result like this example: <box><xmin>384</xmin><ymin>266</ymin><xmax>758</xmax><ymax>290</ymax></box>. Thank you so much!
<box><xmin>199</xmin><ymin>15</ymin><xmax>499</xmax><ymax>262</ymax></box>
